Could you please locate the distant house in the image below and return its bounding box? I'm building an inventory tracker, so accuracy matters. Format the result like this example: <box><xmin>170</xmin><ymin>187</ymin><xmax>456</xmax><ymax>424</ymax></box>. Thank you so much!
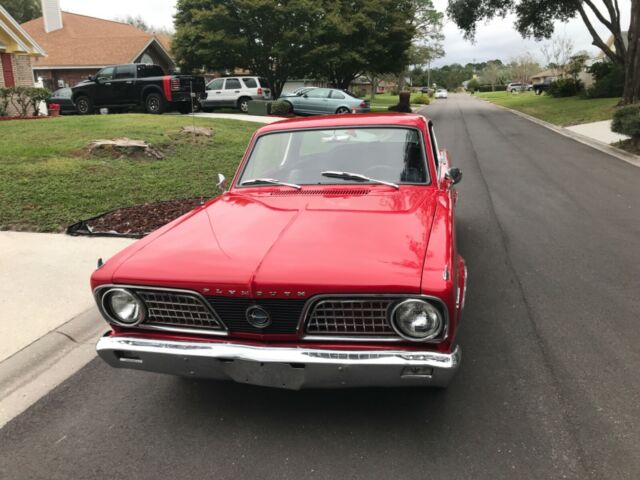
<box><xmin>530</xmin><ymin>68</ymin><xmax>562</xmax><ymax>85</ymax></box>
<box><xmin>0</xmin><ymin>5</ymin><xmax>46</xmax><ymax>115</ymax></box>
<box><xmin>596</xmin><ymin>31</ymin><xmax>629</xmax><ymax>60</ymax></box>
<box><xmin>21</xmin><ymin>1</ymin><xmax>174</xmax><ymax>90</ymax></box>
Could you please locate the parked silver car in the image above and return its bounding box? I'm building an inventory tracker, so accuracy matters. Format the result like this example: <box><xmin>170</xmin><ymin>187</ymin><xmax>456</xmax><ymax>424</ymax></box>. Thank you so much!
<box><xmin>282</xmin><ymin>88</ymin><xmax>370</xmax><ymax>115</ymax></box>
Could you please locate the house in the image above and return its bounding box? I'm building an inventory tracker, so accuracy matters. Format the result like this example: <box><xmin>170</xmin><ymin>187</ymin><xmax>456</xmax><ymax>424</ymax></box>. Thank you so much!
<box><xmin>0</xmin><ymin>5</ymin><xmax>45</xmax><ymax>89</ymax></box>
<box><xmin>530</xmin><ymin>68</ymin><xmax>562</xmax><ymax>85</ymax></box>
<box><xmin>596</xmin><ymin>31</ymin><xmax>629</xmax><ymax>60</ymax></box>
<box><xmin>21</xmin><ymin>0</ymin><xmax>174</xmax><ymax>90</ymax></box>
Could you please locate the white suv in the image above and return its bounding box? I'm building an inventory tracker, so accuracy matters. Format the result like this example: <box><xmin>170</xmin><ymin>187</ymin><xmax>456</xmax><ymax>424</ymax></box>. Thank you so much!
<box><xmin>200</xmin><ymin>76</ymin><xmax>272</xmax><ymax>112</ymax></box>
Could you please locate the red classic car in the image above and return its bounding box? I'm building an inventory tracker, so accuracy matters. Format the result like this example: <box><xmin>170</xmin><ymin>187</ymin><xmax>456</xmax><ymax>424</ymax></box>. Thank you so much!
<box><xmin>93</xmin><ymin>113</ymin><xmax>467</xmax><ymax>389</ymax></box>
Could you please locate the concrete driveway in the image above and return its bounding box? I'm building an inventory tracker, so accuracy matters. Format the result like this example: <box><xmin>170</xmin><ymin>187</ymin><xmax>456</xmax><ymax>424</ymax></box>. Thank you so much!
<box><xmin>0</xmin><ymin>232</ymin><xmax>134</xmax><ymax>362</ymax></box>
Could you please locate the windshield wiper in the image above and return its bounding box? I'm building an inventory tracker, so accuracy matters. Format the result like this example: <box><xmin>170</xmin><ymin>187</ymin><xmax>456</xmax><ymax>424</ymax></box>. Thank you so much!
<box><xmin>241</xmin><ymin>178</ymin><xmax>302</xmax><ymax>190</ymax></box>
<box><xmin>321</xmin><ymin>171</ymin><xmax>399</xmax><ymax>189</ymax></box>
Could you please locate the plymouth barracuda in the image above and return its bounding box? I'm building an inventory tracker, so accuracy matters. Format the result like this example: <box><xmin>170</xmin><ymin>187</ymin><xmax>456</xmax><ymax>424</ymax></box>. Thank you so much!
<box><xmin>93</xmin><ymin>113</ymin><xmax>467</xmax><ymax>389</ymax></box>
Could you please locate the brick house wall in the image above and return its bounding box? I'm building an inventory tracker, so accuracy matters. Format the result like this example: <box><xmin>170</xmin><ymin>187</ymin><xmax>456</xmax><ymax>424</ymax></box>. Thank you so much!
<box><xmin>0</xmin><ymin>54</ymin><xmax>36</xmax><ymax>116</ymax></box>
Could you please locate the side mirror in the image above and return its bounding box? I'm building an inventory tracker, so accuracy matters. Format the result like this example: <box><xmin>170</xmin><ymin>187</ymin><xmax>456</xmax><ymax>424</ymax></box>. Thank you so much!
<box><xmin>216</xmin><ymin>173</ymin><xmax>228</xmax><ymax>193</ymax></box>
<box><xmin>88</xmin><ymin>75</ymin><xmax>96</xmax><ymax>82</ymax></box>
<box><xmin>445</xmin><ymin>167</ymin><xmax>462</xmax><ymax>186</ymax></box>
<box><xmin>302</xmin><ymin>94</ymin><xmax>308</xmax><ymax>98</ymax></box>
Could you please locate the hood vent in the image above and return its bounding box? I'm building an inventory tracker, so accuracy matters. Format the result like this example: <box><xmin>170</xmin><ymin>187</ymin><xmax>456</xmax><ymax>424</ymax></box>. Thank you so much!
<box><xmin>270</xmin><ymin>188</ymin><xmax>371</xmax><ymax>197</ymax></box>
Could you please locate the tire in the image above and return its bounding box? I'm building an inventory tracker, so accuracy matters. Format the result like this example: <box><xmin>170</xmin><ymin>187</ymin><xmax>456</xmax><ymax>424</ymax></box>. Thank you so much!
<box><xmin>237</xmin><ymin>97</ymin><xmax>252</xmax><ymax>113</ymax></box>
<box><xmin>75</xmin><ymin>95</ymin><xmax>93</xmax><ymax>115</ymax></box>
<box><xmin>145</xmin><ymin>92</ymin><xmax>165</xmax><ymax>114</ymax></box>
<box><xmin>336</xmin><ymin>106</ymin><xmax>351</xmax><ymax>114</ymax></box>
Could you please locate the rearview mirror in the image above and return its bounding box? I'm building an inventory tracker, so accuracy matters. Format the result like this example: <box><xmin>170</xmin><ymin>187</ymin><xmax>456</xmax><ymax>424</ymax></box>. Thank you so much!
<box><xmin>445</xmin><ymin>167</ymin><xmax>462</xmax><ymax>185</ymax></box>
<box><xmin>216</xmin><ymin>173</ymin><xmax>228</xmax><ymax>193</ymax></box>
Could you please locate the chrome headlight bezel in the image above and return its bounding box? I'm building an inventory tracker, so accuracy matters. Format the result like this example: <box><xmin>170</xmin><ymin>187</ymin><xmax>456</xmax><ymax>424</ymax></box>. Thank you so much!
<box><xmin>99</xmin><ymin>288</ymin><xmax>146</xmax><ymax>327</ymax></box>
<box><xmin>389</xmin><ymin>298</ymin><xmax>444</xmax><ymax>342</ymax></box>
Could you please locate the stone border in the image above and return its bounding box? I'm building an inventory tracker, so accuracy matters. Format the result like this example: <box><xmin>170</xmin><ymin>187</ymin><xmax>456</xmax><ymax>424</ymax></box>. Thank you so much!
<box><xmin>475</xmin><ymin>96</ymin><xmax>640</xmax><ymax>169</ymax></box>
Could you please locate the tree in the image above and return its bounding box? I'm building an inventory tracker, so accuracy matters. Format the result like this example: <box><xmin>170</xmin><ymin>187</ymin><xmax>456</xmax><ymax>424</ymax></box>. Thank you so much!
<box><xmin>566</xmin><ymin>52</ymin><xmax>590</xmax><ymax>80</ymax></box>
<box><xmin>480</xmin><ymin>61</ymin><xmax>506</xmax><ymax>90</ymax></box>
<box><xmin>508</xmin><ymin>53</ymin><xmax>541</xmax><ymax>83</ymax></box>
<box><xmin>308</xmin><ymin>0</ymin><xmax>424</xmax><ymax>90</ymax></box>
<box><xmin>116</xmin><ymin>15</ymin><xmax>174</xmax><ymax>36</ymax></box>
<box><xmin>2</xmin><ymin>0</ymin><xmax>41</xmax><ymax>23</ymax></box>
<box><xmin>541</xmin><ymin>35</ymin><xmax>574</xmax><ymax>77</ymax></box>
<box><xmin>446</xmin><ymin>0</ymin><xmax>640</xmax><ymax>104</ymax></box>
<box><xmin>173</xmin><ymin>0</ymin><xmax>322</xmax><ymax>98</ymax></box>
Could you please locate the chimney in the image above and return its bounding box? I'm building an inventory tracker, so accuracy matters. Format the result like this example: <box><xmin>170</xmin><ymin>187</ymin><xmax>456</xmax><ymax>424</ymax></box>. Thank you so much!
<box><xmin>42</xmin><ymin>0</ymin><xmax>63</xmax><ymax>33</ymax></box>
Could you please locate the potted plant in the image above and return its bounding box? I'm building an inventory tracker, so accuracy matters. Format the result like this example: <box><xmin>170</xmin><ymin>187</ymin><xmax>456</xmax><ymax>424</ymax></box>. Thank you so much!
<box><xmin>49</xmin><ymin>103</ymin><xmax>61</xmax><ymax>117</ymax></box>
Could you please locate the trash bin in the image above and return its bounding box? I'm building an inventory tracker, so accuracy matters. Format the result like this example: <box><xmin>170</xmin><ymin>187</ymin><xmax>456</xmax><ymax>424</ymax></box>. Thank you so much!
<box><xmin>247</xmin><ymin>100</ymin><xmax>272</xmax><ymax>116</ymax></box>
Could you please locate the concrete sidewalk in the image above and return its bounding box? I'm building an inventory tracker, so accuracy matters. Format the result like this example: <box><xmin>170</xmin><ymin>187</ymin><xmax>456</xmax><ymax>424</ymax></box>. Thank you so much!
<box><xmin>189</xmin><ymin>112</ymin><xmax>285</xmax><ymax>124</ymax></box>
<box><xmin>0</xmin><ymin>232</ymin><xmax>135</xmax><ymax>362</ymax></box>
<box><xmin>565</xmin><ymin>120</ymin><xmax>629</xmax><ymax>145</ymax></box>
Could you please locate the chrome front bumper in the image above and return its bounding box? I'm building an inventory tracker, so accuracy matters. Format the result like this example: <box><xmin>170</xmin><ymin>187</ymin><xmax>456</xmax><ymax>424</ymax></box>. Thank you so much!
<box><xmin>97</xmin><ymin>335</ymin><xmax>460</xmax><ymax>389</ymax></box>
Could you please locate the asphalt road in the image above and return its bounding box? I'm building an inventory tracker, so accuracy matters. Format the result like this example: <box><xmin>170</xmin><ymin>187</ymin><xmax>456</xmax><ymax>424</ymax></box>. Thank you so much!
<box><xmin>1</xmin><ymin>94</ymin><xmax>639</xmax><ymax>480</ymax></box>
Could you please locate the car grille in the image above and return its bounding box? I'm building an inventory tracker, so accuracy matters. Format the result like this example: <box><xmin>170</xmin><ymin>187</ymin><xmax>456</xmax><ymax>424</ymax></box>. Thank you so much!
<box><xmin>305</xmin><ymin>299</ymin><xmax>395</xmax><ymax>336</ymax></box>
<box><xmin>206</xmin><ymin>297</ymin><xmax>307</xmax><ymax>334</ymax></box>
<box><xmin>136</xmin><ymin>290</ymin><xmax>224</xmax><ymax>331</ymax></box>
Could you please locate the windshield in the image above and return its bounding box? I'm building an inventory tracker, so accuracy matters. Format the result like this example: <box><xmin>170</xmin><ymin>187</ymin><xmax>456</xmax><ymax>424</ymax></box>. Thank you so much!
<box><xmin>238</xmin><ymin>127</ymin><xmax>429</xmax><ymax>187</ymax></box>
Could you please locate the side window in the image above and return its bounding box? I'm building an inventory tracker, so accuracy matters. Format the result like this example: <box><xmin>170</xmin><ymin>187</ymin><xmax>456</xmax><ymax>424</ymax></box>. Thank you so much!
<box><xmin>306</xmin><ymin>88</ymin><xmax>331</xmax><ymax>98</ymax></box>
<box><xmin>208</xmin><ymin>78</ymin><xmax>224</xmax><ymax>90</ymax></box>
<box><xmin>96</xmin><ymin>67</ymin><xmax>115</xmax><ymax>81</ymax></box>
<box><xmin>429</xmin><ymin>123</ymin><xmax>441</xmax><ymax>171</ymax></box>
<box><xmin>330</xmin><ymin>90</ymin><xmax>345</xmax><ymax>99</ymax></box>
<box><xmin>115</xmin><ymin>65</ymin><xmax>135</xmax><ymax>79</ymax></box>
<box><xmin>242</xmin><ymin>78</ymin><xmax>257</xmax><ymax>88</ymax></box>
<box><xmin>225</xmin><ymin>78</ymin><xmax>241</xmax><ymax>90</ymax></box>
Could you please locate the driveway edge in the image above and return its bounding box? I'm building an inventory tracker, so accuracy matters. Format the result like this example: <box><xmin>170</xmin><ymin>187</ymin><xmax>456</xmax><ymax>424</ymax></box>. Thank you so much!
<box><xmin>0</xmin><ymin>309</ymin><xmax>104</xmax><ymax>428</ymax></box>
<box><xmin>474</xmin><ymin>96</ymin><xmax>640</xmax><ymax>169</ymax></box>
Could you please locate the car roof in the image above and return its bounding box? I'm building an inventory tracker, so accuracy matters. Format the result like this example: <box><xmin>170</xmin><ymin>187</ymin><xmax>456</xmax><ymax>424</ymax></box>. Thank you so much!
<box><xmin>258</xmin><ymin>113</ymin><xmax>429</xmax><ymax>133</ymax></box>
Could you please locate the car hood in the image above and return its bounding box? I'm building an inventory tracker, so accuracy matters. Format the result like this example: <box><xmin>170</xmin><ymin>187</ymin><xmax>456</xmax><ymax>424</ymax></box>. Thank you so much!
<box><xmin>111</xmin><ymin>188</ymin><xmax>438</xmax><ymax>297</ymax></box>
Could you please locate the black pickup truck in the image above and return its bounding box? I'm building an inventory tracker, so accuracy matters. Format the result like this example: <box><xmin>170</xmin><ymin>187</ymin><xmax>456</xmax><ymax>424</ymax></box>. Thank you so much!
<box><xmin>71</xmin><ymin>64</ymin><xmax>206</xmax><ymax>114</ymax></box>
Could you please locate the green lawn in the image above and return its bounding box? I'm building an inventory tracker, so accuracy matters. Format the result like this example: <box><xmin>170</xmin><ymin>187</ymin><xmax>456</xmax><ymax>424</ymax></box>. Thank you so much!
<box><xmin>476</xmin><ymin>91</ymin><xmax>619</xmax><ymax>126</ymax></box>
<box><xmin>0</xmin><ymin>114</ymin><xmax>259</xmax><ymax>232</ymax></box>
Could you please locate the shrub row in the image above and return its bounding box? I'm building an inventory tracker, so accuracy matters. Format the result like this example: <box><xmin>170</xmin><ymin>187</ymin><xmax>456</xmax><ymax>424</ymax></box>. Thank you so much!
<box><xmin>0</xmin><ymin>87</ymin><xmax>51</xmax><ymax>117</ymax></box>
<box><xmin>546</xmin><ymin>78</ymin><xmax>584</xmax><ymax>98</ymax></box>
<box><xmin>612</xmin><ymin>104</ymin><xmax>640</xmax><ymax>146</ymax></box>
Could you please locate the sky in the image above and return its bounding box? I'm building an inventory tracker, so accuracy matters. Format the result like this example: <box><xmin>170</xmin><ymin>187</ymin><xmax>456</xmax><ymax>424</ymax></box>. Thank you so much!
<box><xmin>59</xmin><ymin>0</ymin><xmax>632</xmax><ymax>67</ymax></box>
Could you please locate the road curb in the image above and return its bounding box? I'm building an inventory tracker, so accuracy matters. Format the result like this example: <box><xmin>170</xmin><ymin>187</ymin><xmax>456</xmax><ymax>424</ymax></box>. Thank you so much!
<box><xmin>0</xmin><ymin>308</ymin><xmax>105</xmax><ymax>428</ymax></box>
<box><xmin>474</xmin><ymin>96</ymin><xmax>640</xmax><ymax>169</ymax></box>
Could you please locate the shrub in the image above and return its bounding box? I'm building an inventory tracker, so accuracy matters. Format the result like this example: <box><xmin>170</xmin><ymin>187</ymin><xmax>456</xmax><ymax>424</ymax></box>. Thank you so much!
<box><xmin>411</xmin><ymin>94</ymin><xmax>430</xmax><ymax>105</ymax></box>
<box><xmin>547</xmin><ymin>78</ymin><xmax>584</xmax><ymax>97</ymax></box>
<box><xmin>28</xmin><ymin>88</ymin><xmax>51</xmax><ymax>116</ymax></box>
<box><xmin>270</xmin><ymin>100</ymin><xmax>292</xmax><ymax>115</ymax></box>
<box><xmin>0</xmin><ymin>88</ymin><xmax>10</xmax><ymax>117</ymax></box>
<box><xmin>586</xmin><ymin>62</ymin><xmax>624</xmax><ymax>98</ymax></box>
<box><xmin>612</xmin><ymin>104</ymin><xmax>640</xmax><ymax>146</ymax></box>
<box><xmin>466</xmin><ymin>78</ymin><xmax>480</xmax><ymax>93</ymax></box>
<box><xmin>477</xmin><ymin>84</ymin><xmax>507</xmax><ymax>92</ymax></box>
<box><xmin>389</xmin><ymin>88</ymin><xmax>399</xmax><ymax>96</ymax></box>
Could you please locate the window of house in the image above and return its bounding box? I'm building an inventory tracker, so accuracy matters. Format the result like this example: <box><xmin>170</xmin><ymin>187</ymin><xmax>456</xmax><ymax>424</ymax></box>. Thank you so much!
<box><xmin>140</xmin><ymin>53</ymin><xmax>154</xmax><ymax>64</ymax></box>
<box><xmin>225</xmin><ymin>78</ymin><xmax>241</xmax><ymax>89</ymax></box>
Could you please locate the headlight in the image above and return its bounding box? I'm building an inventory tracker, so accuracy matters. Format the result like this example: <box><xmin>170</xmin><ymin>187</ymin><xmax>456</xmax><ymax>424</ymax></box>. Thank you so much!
<box><xmin>101</xmin><ymin>288</ymin><xmax>145</xmax><ymax>326</ymax></box>
<box><xmin>391</xmin><ymin>299</ymin><xmax>443</xmax><ymax>341</ymax></box>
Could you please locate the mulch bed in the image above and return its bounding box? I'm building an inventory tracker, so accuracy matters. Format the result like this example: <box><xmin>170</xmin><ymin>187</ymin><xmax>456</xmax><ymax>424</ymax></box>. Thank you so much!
<box><xmin>66</xmin><ymin>198</ymin><xmax>206</xmax><ymax>238</ymax></box>
<box><xmin>0</xmin><ymin>116</ymin><xmax>53</xmax><ymax>121</ymax></box>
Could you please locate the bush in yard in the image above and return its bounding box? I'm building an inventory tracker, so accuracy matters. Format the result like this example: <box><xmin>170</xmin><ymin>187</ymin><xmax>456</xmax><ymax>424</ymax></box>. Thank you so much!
<box><xmin>612</xmin><ymin>104</ymin><xmax>640</xmax><ymax>147</ymax></box>
<box><xmin>466</xmin><ymin>78</ymin><xmax>480</xmax><ymax>93</ymax></box>
<box><xmin>586</xmin><ymin>62</ymin><xmax>625</xmax><ymax>99</ymax></box>
<box><xmin>547</xmin><ymin>78</ymin><xmax>583</xmax><ymax>98</ymax></box>
<box><xmin>28</xmin><ymin>88</ymin><xmax>51</xmax><ymax>116</ymax></box>
<box><xmin>270</xmin><ymin>100</ymin><xmax>292</xmax><ymax>115</ymax></box>
<box><xmin>412</xmin><ymin>94</ymin><xmax>430</xmax><ymax>105</ymax></box>
<box><xmin>0</xmin><ymin>88</ymin><xmax>10</xmax><ymax>117</ymax></box>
